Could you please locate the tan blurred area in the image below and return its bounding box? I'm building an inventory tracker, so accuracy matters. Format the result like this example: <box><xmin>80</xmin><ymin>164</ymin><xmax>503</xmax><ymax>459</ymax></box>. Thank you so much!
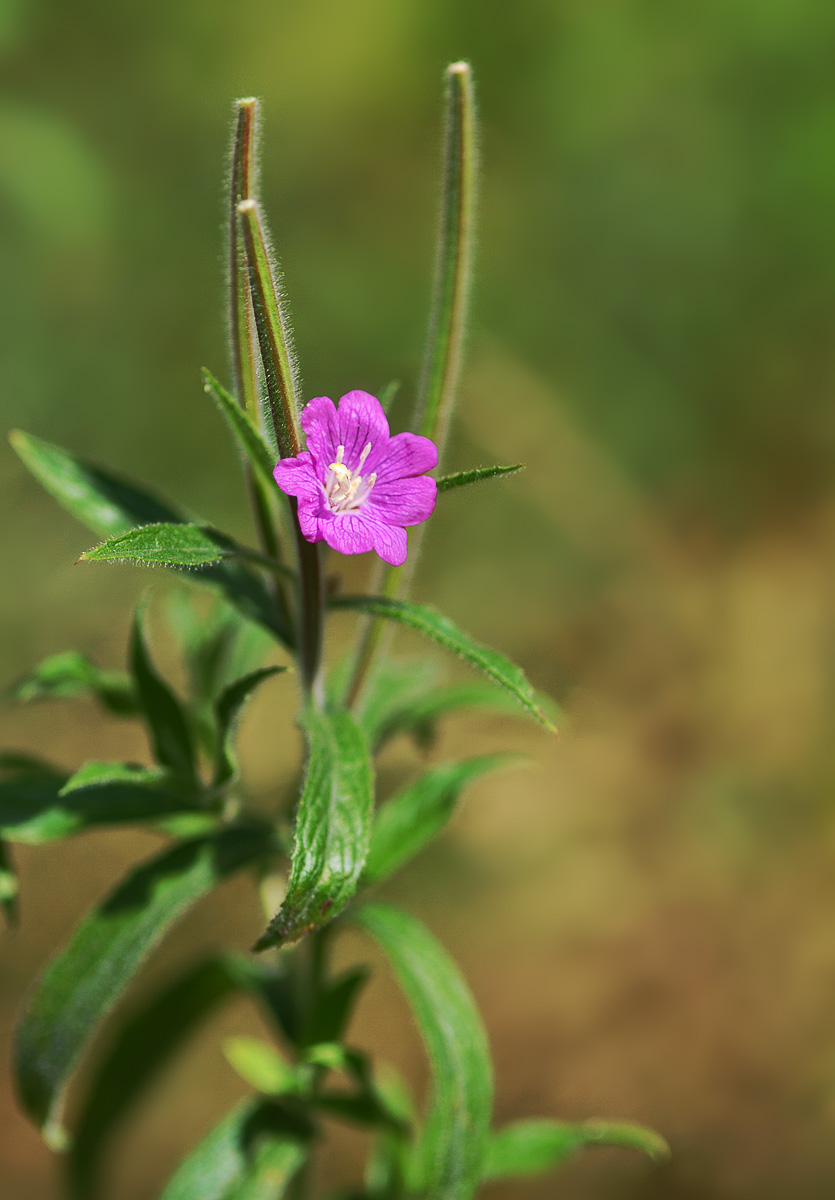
<box><xmin>5</xmin><ymin>1</ymin><xmax>835</xmax><ymax>1197</ymax></box>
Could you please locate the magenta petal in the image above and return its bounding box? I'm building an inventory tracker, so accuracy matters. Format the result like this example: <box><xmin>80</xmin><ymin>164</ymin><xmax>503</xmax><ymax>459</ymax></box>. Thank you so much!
<box><xmin>366</xmin><ymin>475</ymin><xmax>437</xmax><ymax>527</ymax></box>
<box><xmin>321</xmin><ymin>514</ymin><xmax>376</xmax><ymax>557</ymax></box>
<box><xmin>296</xmin><ymin>498</ymin><xmax>327</xmax><ymax>544</ymax></box>
<box><xmin>335</xmin><ymin>391</ymin><xmax>390</xmax><ymax>473</ymax></box>
<box><xmin>300</xmin><ymin>396</ymin><xmax>341</xmax><ymax>469</ymax></box>
<box><xmin>374</xmin><ymin>431</ymin><xmax>438</xmax><ymax>483</ymax></box>
<box><xmin>365</xmin><ymin>518</ymin><xmax>408</xmax><ymax>566</ymax></box>
<box><xmin>274</xmin><ymin>452</ymin><xmax>321</xmax><ymax>501</ymax></box>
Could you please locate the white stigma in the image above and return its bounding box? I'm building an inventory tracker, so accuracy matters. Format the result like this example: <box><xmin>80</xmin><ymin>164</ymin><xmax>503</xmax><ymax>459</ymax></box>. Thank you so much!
<box><xmin>325</xmin><ymin>443</ymin><xmax>376</xmax><ymax>513</ymax></box>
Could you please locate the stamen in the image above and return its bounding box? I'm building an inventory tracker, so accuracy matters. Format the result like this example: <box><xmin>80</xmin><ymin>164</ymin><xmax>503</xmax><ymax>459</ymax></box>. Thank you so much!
<box><xmin>335</xmin><ymin>445</ymin><xmax>345</xmax><ymax>464</ymax></box>
<box><xmin>357</xmin><ymin>442</ymin><xmax>371</xmax><ymax>470</ymax></box>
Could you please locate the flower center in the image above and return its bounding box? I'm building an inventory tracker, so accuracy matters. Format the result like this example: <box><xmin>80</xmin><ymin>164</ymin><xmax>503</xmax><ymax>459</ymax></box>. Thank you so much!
<box><xmin>324</xmin><ymin>443</ymin><xmax>377</xmax><ymax>514</ymax></box>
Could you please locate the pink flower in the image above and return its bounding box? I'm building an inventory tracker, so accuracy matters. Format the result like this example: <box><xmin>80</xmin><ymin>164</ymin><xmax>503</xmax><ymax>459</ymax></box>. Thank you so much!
<box><xmin>274</xmin><ymin>390</ymin><xmax>438</xmax><ymax>567</ymax></box>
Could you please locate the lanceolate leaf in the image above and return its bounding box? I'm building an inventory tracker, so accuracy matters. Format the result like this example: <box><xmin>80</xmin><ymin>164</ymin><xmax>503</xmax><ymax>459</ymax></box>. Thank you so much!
<box><xmin>223</xmin><ymin>1037</ymin><xmax>298</xmax><ymax>1096</ymax></box>
<box><xmin>159</xmin><ymin>1099</ymin><xmax>309</xmax><ymax>1200</ymax></box>
<box><xmin>436</xmin><ymin>464</ymin><xmax>524</xmax><ymax>493</ymax></box>
<box><xmin>482</xmin><ymin>1119</ymin><xmax>671</xmax><ymax>1182</ymax></box>
<box><xmin>303</xmin><ymin>1044</ymin><xmax>407</xmax><ymax>1133</ymax></box>
<box><xmin>352</xmin><ymin>657</ymin><xmax>444</xmax><ymax>747</ymax></box>
<box><xmin>363</xmin><ymin>756</ymin><xmax>516</xmax><ymax>885</ymax></box>
<box><xmin>355</xmin><ymin>903</ymin><xmax>493</xmax><ymax>1200</ymax></box>
<box><xmin>69</xmin><ymin>956</ymin><xmax>243</xmax><ymax>1200</ymax></box>
<box><xmin>131</xmin><ymin>610</ymin><xmax>196</xmax><ymax>779</ymax></box>
<box><xmin>213</xmin><ymin>666</ymin><xmax>285</xmax><ymax>788</ymax></box>
<box><xmin>9</xmin><ymin>430</ymin><xmax>291</xmax><ymax>645</ymax></box>
<box><xmin>369</xmin><ymin>680</ymin><xmax>525</xmax><ymax>749</ymax></box>
<box><xmin>68</xmin><ymin>953</ymin><xmax>305</xmax><ymax>1200</ymax></box>
<box><xmin>0</xmin><ymin>840</ymin><xmax>19</xmax><ymax>925</ymax></box>
<box><xmin>12</xmin><ymin>651</ymin><xmax>137</xmax><ymax>715</ymax></box>
<box><xmin>254</xmin><ymin>709</ymin><xmax>374</xmax><ymax>951</ymax></box>
<box><xmin>330</xmin><ymin>596</ymin><xmax>555</xmax><ymax>734</ymax></box>
<box><xmin>300</xmin><ymin>966</ymin><xmax>369</xmax><ymax>1047</ymax></box>
<box><xmin>9</xmin><ymin>429</ymin><xmax>179</xmax><ymax>538</ymax></box>
<box><xmin>0</xmin><ymin>760</ymin><xmax>201</xmax><ymax>845</ymax></box>
<box><xmin>202</xmin><ymin>369</ymin><xmax>277</xmax><ymax>490</ymax></box>
<box><xmin>364</xmin><ymin>1066</ymin><xmax>416</xmax><ymax>1200</ymax></box>
<box><xmin>14</xmin><ymin>825</ymin><xmax>274</xmax><ymax>1141</ymax></box>
<box><xmin>80</xmin><ymin>523</ymin><xmax>239</xmax><ymax>568</ymax></box>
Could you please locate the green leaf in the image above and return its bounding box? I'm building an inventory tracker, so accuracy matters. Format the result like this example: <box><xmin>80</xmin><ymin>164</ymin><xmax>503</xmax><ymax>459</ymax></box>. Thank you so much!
<box><xmin>14</xmin><ymin>825</ymin><xmax>273</xmax><ymax>1140</ymax></box>
<box><xmin>0</xmin><ymin>759</ymin><xmax>201</xmax><ymax>845</ymax></box>
<box><xmin>436</xmin><ymin>464</ymin><xmax>524</xmax><ymax>493</ymax></box>
<box><xmin>0</xmin><ymin>840</ymin><xmax>19</xmax><ymax>925</ymax></box>
<box><xmin>303</xmin><ymin>1043</ymin><xmax>407</xmax><ymax>1133</ymax></box>
<box><xmin>9</xmin><ymin>430</ymin><xmax>292</xmax><ymax>646</ymax></box>
<box><xmin>482</xmin><ymin>1119</ymin><xmax>671</xmax><ymax>1182</ymax></box>
<box><xmin>351</xmin><ymin>657</ymin><xmax>444</xmax><ymax>747</ymax></box>
<box><xmin>159</xmin><ymin>1099</ymin><xmax>309</xmax><ymax>1200</ymax></box>
<box><xmin>254</xmin><ymin>709</ymin><xmax>374</xmax><ymax>951</ymax></box>
<box><xmin>213</xmin><ymin>667</ymin><xmax>285</xmax><ymax>788</ymax></box>
<box><xmin>69</xmin><ymin>955</ymin><xmax>243</xmax><ymax>1200</ymax></box>
<box><xmin>300</xmin><ymin>966</ymin><xmax>369</xmax><ymax>1047</ymax></box>
<box><xmin>369</xmin><ymin>680</ymin><xmax>524</xmax><ymax>750</ymax></box>
<box><xmin>364</xmin><ymin>1066</ymin><xmax>416</xmax><ymax>1200</ymax></box>
<box><xmin>9</xmin><ymin>429</ymin><xmax>181</xmax><ymax>539</ymax></box>
<box><xmin>580</xmin><ymin>1120</ymin><xmax>671</xmax><ymax>1163</ymax></box>
<box><xmin>363</xmin><ymin>756</ymin><xmax>516</xmax><ymax>885</ymax></box>
<box><xmin>224</xmin><ymin>1037</ymin><xmax>298</xmax><ymax>1096</ymax></box>
<box><xmin>131</xmin><ymin>610</ymin><xmax>196</xmax><ymax>779</ymax></box>
<box><xmin>202</xmin><ymin>369</ymin><xmax>277</xmax><ymax>491</ymax></box>
<box><xmin>330</xmin><ymin>596</ymin><xmax>555</xmax><ymax>734</ymax></box>
<box><xmin>68</xmin><ymin>953</ymin><xmax>304</xmax><ymax>1200</ymax></box>
<box><xmin>80</xmin><ymin>523</ymin><xmax>239</xmax><ymax>568</ymax></box>
<box><xmin>12</xmin><ymin>651</ymin><xmax>137</xmax><ymax>715</ymax></box>
<box><xmin>355</xmin><ymin>903</ymin><xmax>493</xmax><ymax>1200</ymax></box>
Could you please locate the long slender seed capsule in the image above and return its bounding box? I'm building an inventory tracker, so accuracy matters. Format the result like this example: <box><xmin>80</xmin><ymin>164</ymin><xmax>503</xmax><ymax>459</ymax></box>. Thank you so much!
<box><xmin>237</xmin><ymin>195</ymin><xmax>323</xmax><ymax>694</ymax></box>
<box><xmin>228</xmin><ymin>99</ymin><xmax>292</xmax><ymax>636</ymax></box>
<box><xmin>237</xmin><ymin>198</ymin><xmax>304</xmax><ymax>459</ymax></box>
<box><xmin>345</xmin><ymin>63</ymin><xmax>478</xmax><ymax>708</ymax></box>
<box><xmin>414</xmin><ymin>61</ymin><xmax>477</xmax><ymax>456</ymax></box>
<box><xmin>229</xmin><ymin>99</ymin><xmax>260</xmax><ymax>420</ymax></box>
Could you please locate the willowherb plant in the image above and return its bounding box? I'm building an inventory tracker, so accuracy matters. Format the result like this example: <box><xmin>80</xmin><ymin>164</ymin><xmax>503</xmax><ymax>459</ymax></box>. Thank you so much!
<box><xmin>4</xmin><ymin>66</ymin><xmax>669</xmax><ymax>1200</ymax></box>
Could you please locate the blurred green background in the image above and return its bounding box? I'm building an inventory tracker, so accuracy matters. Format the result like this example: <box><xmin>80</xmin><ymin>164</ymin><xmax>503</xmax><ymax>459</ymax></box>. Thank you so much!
<box><xmin>5</xmin><ymin>0</ymin><xmax>835</xmax><ymax>1196</ymax></box>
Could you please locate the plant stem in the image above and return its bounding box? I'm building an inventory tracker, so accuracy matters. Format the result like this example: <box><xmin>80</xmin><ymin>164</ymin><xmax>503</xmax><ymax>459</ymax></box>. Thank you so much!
<box><xmin>344</xmin><ymin>62</ymin><xmax>477</xmax><ymax>708</ymax></box>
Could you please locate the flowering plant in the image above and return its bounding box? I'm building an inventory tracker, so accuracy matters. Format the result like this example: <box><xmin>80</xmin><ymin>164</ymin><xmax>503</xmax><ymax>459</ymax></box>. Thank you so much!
<box><xmin>3</xmin><ymin>67</ymin><xmax>668</xmax><ymax>1199</ymax></box>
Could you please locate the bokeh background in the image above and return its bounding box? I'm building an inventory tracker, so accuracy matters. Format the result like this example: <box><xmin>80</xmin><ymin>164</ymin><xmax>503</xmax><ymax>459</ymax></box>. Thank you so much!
<box><xmin>4</xmin><ymin>0</ymin><xmax>835</xmax><ymax>1196</ymax></box>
